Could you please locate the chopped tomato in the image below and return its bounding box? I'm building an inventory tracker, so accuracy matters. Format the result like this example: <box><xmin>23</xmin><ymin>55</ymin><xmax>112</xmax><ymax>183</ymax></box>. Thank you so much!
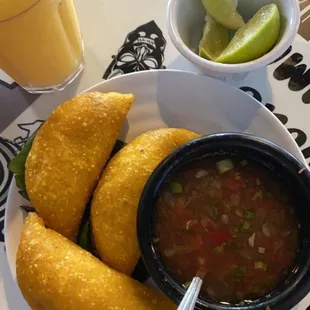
<box><xmin>209</xmin><ymin>232</ymin><xmax>231</xmax><ymax>246</ymax></box>
<box><xmin>199</xmin><ymin>265</ymin><xmax>208</xmax><ymax>274</ymax></box>
<box><xmin>174</xmin><ymin>206</ymin><xmax>193</xmax><ymax>222</ymax></box>
<box><xmin>198</xmin><ymin>257</ymin><xmax>207</xmax><ymax>274</ymax></box>
<box><xmin>200</xmin><ymin>216</ymin><xmax>218</xmax><ymax>230</ymax></box>
<box><xmin>257</xmin><ymin>235</ymin><xmax>272</xmax><ymax>250</ymax></box>
<box><xmin>229</xmin><ymin>193</ymin><xmax>240</xmax><ymax>206</ymax></box>
<box><xmin>262</xmin><ymin>198</ymin><xmax>276</xmax><ymax>209</ymax></box>
<box><xmin>272</xmin><ymin>249</ymin><xmax>283</xmax><ymax>263</ymax></box>
<box><xmin>273</xmin><ymin>249</ymin><xmax>292</xmax><ymax>266</ymax></box>
<box><xmin>190</xmin><ymin>235</ymin><xmax>204</xmax><ymax>250</ymax></box>
<box><xmin>191</xmin><ymin>223</ymin><xmax>206</xmax><ymax>234</ymax></box>
<box><xmin>246</xmin><ymin>270</ymin><xmax>255</xmax><ymax>279</ymax></box>
<box><xmin>207</xmin><ymin>187</ymin><xmax>223</xmax><ymax>200</ymax></box>
<box><xmin>233</xmin><ymin>283</ymin><xmax>246</xmax><ymax>292</ymax></box>
<box><xmin>154</xmin><ymin>155</ymin><xmax>298</xmax><ymax>303</ymax></box>
<box><xmin>256</xmin><ymin>207</ymin><xmax>268</xmax><ymax>220</ymax></box>
<box><xmin>230</xmin><ymin>215</ymin><xmax>242</xmax><ymax>226</ymax></box>
<box><xmin>223</xmin><ymin>177</ymin><xmax>243</xmax><ymax>191</ymax></box>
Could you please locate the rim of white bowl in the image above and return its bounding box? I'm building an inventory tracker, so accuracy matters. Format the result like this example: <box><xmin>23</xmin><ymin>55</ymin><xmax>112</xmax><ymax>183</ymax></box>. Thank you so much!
<box><xmin>167</xmin><ymin>0</ymin><xmax>300</xmax><ymax>74</ymax></box>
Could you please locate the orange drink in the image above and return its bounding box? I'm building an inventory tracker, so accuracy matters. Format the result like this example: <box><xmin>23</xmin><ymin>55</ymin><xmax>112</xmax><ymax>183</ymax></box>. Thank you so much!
<box><xmin>0</xmin><ymin>0</ymin><xmax>84</xmax><ymax>93</ymax></box>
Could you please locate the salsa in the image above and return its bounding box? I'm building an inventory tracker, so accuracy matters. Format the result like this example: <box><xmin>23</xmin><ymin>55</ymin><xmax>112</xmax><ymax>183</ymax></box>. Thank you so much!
<box><xmin>154</xmin><ymin>156</ymin><xmax>299</xmax><ymax>303</ymax></box>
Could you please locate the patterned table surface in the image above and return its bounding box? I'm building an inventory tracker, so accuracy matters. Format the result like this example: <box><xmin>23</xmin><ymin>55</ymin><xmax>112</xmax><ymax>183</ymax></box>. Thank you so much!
<box><xmin>1</xmin><ymin>0</ymin><xmax>310</xmax><ymax>309</ymax></box>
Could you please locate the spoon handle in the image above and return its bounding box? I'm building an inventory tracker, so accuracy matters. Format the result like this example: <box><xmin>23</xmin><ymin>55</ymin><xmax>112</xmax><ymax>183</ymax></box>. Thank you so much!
<box><xmin>177</xmin><ymin>277</ymin><xmax>203</xmax><ymax>310</ymax></box>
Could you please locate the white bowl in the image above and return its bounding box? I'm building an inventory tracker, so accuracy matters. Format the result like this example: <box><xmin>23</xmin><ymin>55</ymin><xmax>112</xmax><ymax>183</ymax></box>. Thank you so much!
<box><xmin>167</xmin><ymin>0</ymin><xmax>300</xmax><ymax>78</ymax></box>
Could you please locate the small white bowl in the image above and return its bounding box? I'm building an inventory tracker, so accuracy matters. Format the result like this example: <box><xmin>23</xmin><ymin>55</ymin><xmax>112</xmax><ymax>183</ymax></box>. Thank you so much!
<box><xmin>167</xmin><ymin>0</ymin><xmax>300</xmax><ymax>78</ymax></box>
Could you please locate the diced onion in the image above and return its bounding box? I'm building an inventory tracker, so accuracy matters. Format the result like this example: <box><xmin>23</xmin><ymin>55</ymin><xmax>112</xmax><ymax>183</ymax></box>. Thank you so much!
<box><xmin>262</xmin><ymin>224</ymin><xmax>271</xmax><ymax>237</ymax></box>
<box><xmin>221</xmin><ymin>214</ymin><xmax>230</xmax><ymax>224</ymax></box>
<box><xmin>213</xmin><ymin>179</ymin><xmax>222</xmax><ymax>189</ymax></box>
<box><xmin>236</xmin><ymin>209</ymin><xmax>243</xmax><ymax>217</ymax></box>
<box><xmin>200</xmin><ymin>218</ymin><xmax>208</xmax><ymax>228</ymax></box>
<box><xmin>184</xmin><ymin>197</ymin><xmax>193</xmax><ymax>208</ymax></box>
<box><xmin>185</xmin><ymin>220</ymin><xmax>193</xmax><ymax>231</ymax></box>
<box><xmin>153</xmin><ymin>238</ymin><xmax>160</xmax><ymax>244</ymax></box>
<box><xmin>230</xmin><ymin>193</ymin><xmax>240</xmax><ymax>206</ymax></box>
<box><xmin>248</xmin><ymin>233</ymin><xmax>256</xmax><ymax>248</ymax></box>
<box><xmin>195</xmin><ymin>170</ymin><xmax>208</xmax><ymax>178</ymax></box>
<box><xmin>200</xmin><ymin>217</ymin><xmax>218</xmax><ymax>229</ymax></box>
<box><xmin>198</xmin><ymin>257</ymin><xmax>205</xmax><ymax>265</ymax></box>
<box><xmin>252</xmin><ymin>190</ymin><xmax>263</xmax><ymax>201</ymax></box>
<box><xmin>258</xmin><ymin>247</ymin><xmax>265</xmax><ymax>254</ymax></box>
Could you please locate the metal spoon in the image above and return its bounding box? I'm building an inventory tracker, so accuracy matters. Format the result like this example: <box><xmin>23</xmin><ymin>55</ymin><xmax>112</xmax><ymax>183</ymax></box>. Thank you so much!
<box><xmin>178</xmin><ymin>277</ymin><xmax>203</xmax><ymax>310</ymax></box>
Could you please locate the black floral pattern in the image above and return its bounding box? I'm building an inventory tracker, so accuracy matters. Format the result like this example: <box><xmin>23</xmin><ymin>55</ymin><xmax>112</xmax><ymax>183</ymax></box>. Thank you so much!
<box><xmin>103</xmin><ymin>20</ymin><xmax>166</xmax><ymax>79</ymax></box>
<box><xmin>0</xmin><ymin>138</ymin><xmax>19</xmax><ymax>242</ymax></box>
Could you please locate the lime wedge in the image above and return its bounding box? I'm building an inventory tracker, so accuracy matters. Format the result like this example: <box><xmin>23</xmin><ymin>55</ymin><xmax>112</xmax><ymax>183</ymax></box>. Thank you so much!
<box><xmin>201</xmin><ymin>0</ymin><xmax>245</xmax><ymax>30</ymax></box>
<box><xmin>215</xmin><ymin>4</ymin><xmax>281</xmax><ymax>64</ymax></box>
<box><xmin>199</xmin><ymin>16</ymin><xmax>229</xmax><ymax>60</ymax></box>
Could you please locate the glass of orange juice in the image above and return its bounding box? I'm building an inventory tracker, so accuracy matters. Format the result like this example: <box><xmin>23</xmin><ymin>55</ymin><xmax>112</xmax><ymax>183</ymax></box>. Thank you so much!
<box><xmin>0</xmin><ymin>0</ymin><xmax>84</xmax><ymax>93</ymax></box>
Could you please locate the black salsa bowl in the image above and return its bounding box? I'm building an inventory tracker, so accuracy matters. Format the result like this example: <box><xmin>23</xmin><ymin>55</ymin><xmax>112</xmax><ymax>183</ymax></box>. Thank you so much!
<box><xmin>137</xmin><ymin>133</ymin><xmax>310</xmax><ymax>310</ymax></box>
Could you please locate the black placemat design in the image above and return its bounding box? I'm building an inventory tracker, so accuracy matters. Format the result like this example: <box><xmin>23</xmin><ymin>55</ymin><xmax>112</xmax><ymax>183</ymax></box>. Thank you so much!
<box><xmin>0</xmin><ymin>121</ymin><xmax>43</xmax><ymax>243</ymax></box>
<box><xmin>103</xmin><ymin>20</ymin><xmax>166</xmax><ymax>79</ymax></box>
<box><xmin>0</xmin><ymin>81</ymin><xmax>18</xmax><ymax>90</ymax></box>
<box><xmin>299</xmin><ymin>0</ymin><xmax>310</xmax><ymax>41</ymax></box>
<box><xmin>13</xmin><ymin>120</ymin><xmax>44</xmax><ymax>147</ymax></box>
<box><xmin>240</xmin><ymin>85</ymin><xmax>310</xmax><ymax>167</ymax></box>
<box><xmin>0</xmin><ymin>83</ymin><xmax>40</xmax><ymax>133</ymax></box>
<box><xmin>0</xmin><ymin>138</ymin><xmax>19</xmax><ymax>243</ymax></box>
<box><xmin>273</xmin><ymin>52</ymin><xmax>310</xmax><ymax>103</ymax></box>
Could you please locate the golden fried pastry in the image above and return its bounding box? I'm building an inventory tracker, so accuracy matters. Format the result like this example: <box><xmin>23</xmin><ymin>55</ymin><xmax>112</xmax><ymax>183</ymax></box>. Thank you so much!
<box><xmin>25</xmin><ymin>92</ymin><xmax>133</xmax><ymax>241</ymax></box>
<box><xmin>16</xmin><ymin>213</ymin><xmax>176</xmax><ymax>310</ymax></box>
<box><xmin>91</xmin><ymin>128</ymin><xmax>200</xmax><ymax>275</ymax></box>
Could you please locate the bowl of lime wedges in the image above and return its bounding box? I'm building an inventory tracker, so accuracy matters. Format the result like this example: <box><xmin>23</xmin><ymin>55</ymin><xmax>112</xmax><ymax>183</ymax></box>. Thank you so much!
<box><xmin>167</xmin><ymin>0</ymin><xmax>300</xmax><ymax>77</ymax></box>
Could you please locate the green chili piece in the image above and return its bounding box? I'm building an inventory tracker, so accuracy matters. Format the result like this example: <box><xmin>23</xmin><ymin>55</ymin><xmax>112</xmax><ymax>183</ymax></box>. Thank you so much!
<box><xmin>245</xmin><ymin>210</ymin><xmax>255</xmax><ymax>220</ymax></box>
<box><xmin>209</xmin><ymin>201</ymin><xmax>218</xmax><ymax>220</ymax></box>
<box><xmin>170</xmin><ymin>181</ymin><xmax>183</xmax><ymax>194</ymax></box>
<box><xmin>242</xmin><ymin>221</ymin><xmax>250</xmax><ymax>230</ymax></box>
<box><xmin>216</xmin><ymin>159</ymin><xmax>234</xmax><ymax>174</ymax></box>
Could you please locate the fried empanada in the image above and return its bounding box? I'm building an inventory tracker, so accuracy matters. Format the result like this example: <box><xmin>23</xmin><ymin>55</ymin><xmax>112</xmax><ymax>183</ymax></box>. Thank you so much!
<box><xmin>25</xmin><ymin>92</ymin><xmax>133</xmax><ymax>241</ymax></box>
<box><xmin>91</xmin><ymin>128</ymin><xmax>200</xmax><ymax>275</ymax></box>
<box><xmin>16</xmin><ymin>213</ymin><xmax>176</xmax><ymax>310</ymax></box>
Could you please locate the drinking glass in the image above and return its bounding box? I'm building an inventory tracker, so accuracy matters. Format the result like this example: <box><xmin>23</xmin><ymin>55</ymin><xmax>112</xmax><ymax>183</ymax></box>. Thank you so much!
<box><xmin>0</xmin><ymin>0</ymin><xmax>85</xmax><ymax>93</ymax></box>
